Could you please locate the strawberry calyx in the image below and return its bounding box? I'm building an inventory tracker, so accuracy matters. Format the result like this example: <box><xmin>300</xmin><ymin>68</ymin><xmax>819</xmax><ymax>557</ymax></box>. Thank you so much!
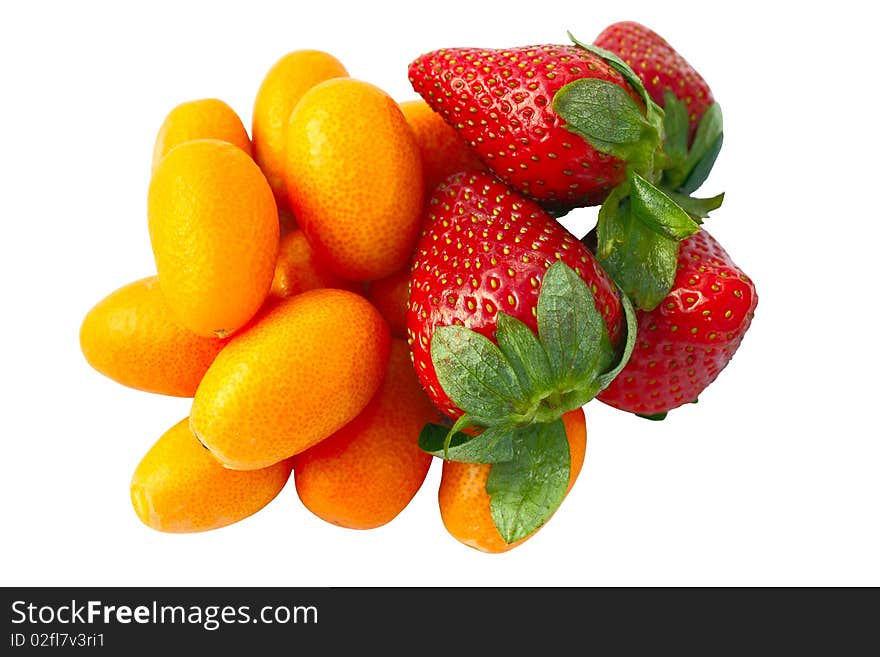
<box><xmin>417</xmin><ymin>259</ymin><xmax>636</xmax><ymax>460</ymax></box>
<box><xmin>418</xmin><ymin>257</ymin><xmax>636</xmax><ymax>461</ymax></box>
<box><xmin>422</xmin><ymin>417</ymin><xmax>574</xmax><ymax>544</ymax></box>
<box><xmin>555</xmin><ymin>34</ymin><xmax>667</xmax><ymax>180</ymax></box>
<box><xmin>484</xmin><ymin>418</ymin><xmax>570</xmax><ymax>543</ymax></box>
<box><xmin>554</xmin><ymin>34</ymin><xmax>725</xmax><ymax>312</ymax></box>
<box><xmin>659</xmin><ymin>91</ymin><xmax>724</xmax><ymax>195</ymax></box>
<box><xmin>422</xmin><ymin>260</ymin><xmax>636</xmax><ymax>444</ymax></box>
<box><xmin>593</xmin><ymin>168</ymin><xmax>701</xmax><ymax>312</ymax></box>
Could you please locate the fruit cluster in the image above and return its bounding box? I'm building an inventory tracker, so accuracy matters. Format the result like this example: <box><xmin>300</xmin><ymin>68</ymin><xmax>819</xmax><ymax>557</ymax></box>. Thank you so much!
<box><xmin>80</xmin><ymin>21</ymin><xmax>757</xmax><ymax>553</ymax></box>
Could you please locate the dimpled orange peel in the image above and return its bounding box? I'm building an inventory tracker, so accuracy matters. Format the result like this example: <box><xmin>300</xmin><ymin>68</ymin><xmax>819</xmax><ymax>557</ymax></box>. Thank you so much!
<box><xmin>283</xmin><ymin>77</ymin><xmax>424</xmax><ymax>282</ymax></box>
<box><xmin>190</xmin><ymin>288</ymin><xmax>391</xmax><ymax>470</ymax></box>
<box><xmin>292</xmin><ymin>339</ymin><xmax>438</xmax><ymax>529</ymax></box>
<box><xmin>252</xmin><ymin>49</ymin><xmax>349</xmax><ymax>209</ymax></box>
<box><xmin>130</xmin><ymin>418</ymin><xmax>292</xmax><ymax>533</ymax></box>
<box><xmin>148</xmin><ymin>139</ymin><xmax>279</xmax><ymax>338</ymax></box>
<box><xmin>270</xmin><ymin>228</ymin><xmax>360</xmax><ymax>300</ymax></box>
<box><xmin>398</xmin><ymin>98</ymin><xmax>486</xmax><ymax>195</ymax></box>
<box><xmin>80</xmin><ymin>276</ymin><xmax>228</xmax><ymax>397</ymax></box>
<box><xmin>151</xmin><ymin>98</ymin><xmax>252</xmax><ymax>173</ymax></box>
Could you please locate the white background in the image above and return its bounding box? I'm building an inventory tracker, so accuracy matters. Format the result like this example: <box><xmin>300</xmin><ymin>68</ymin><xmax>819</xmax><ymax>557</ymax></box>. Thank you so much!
<box><xmin>1</xmin><ymin>1</ymin><xmax>877</xmax><ymax>587</ymax></box>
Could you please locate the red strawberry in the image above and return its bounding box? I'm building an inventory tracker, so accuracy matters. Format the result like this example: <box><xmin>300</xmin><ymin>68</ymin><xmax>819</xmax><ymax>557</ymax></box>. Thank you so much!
<box><xmin>407</xmin><ymin>44</ymin><xmax>656</xmax><ymax>211</ymax></box>
<box><xmin>594</xmin><ymin>21</ymin><xmax>715</xmax><ymax>143</ymax></box>
<box><xmin>595</xmin><ymin>229</ymin><xmax>757</xmax><ymax>418</ymax></box>
<box><xmin>407</xmin><ymin>37</ymin><xmax>721</xmax><ymax>315</ymax></box>
<box><xmin>406</xmin><ymin>171</ymin><xmax>628</xmax><ymax>422</ymax></box>
<box><xmin>408</xmin><ymin>172</ymin><xmax>640</xmax><ymax>548</ymax></box>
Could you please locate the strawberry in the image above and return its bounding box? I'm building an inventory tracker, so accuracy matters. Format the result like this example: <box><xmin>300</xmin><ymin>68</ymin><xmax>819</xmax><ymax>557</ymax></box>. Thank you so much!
<box><xmin>594</xmin><ymin>21</ymin><xmax>723</xmax><ymax>198</ymax></box>
<box><xmin>407</xmin><ymin>43</ymin><xmax>663</xmax><ymax>211</ymax></box>
<box><xmin>594</xmin><ymin>21</ymin><xmax>714</xmax><ymax>143</ymax></box>
<box><xmin>406</xmin><ymin>171</ymin><xmax>632</xmax><ymax>423</ymax></box>
<box><xmin>407</xmin><ymin>171</ymin><xmax>638</xmax><ymax>547</ymax></box>
<box><xmin>408</xmin><ymin>35</ymin><xmax>725</xmax><ymax>314</ymax></box>
<box><xmin>593</xmin><ymin>229</ymin><xmax>758</xmax><ymax>418</ymax></box>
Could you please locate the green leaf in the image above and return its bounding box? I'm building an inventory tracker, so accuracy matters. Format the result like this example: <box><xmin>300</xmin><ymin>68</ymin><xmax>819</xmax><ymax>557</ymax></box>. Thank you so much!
<box><xmin>418</xmin><ymin>423</ymin><xmax>515</xmax><ymax>463</ymax></box>
<box><xmin>681</xmin><ymin>103</ymin><xmax>724</xmax><ymax>194</ymax></box>
<box><xmin>567</xmin><ymin>33</ymin><xmax>666</xmax><ymax>148</ymax></box>
<box><xmin>487</xmin><ymin>419</ymin><xmax>571</xmax><ymax>544</ymax></box>
<box><xmin>554</xmin><ymin>79</ymin><xmax>658</xmax><ymax>170</ymax></box>
<box><xmin>595</xmin><ymin>197</ymin><xmax>681</xmax><ymax>312</ymax></box>
<box><xmin>555</xmin><ymin>79</ymin><xmax>651</xmax><ymax>144</ymax></box>
<box><xmin>662</xmin><ymin>91</ymin><xmax>690</xmax><ymax>168</ymax></box>
<box><xmin>595</xmin><ymin>182</ymin><xmax>629</xmax><ymax>260</ymax></box>
<box><xmin>665</xmin><ymin>191</ymin><xmax>724</xmax><ymax>222</ymax></box>
<box><xmin>537</xmin><ymin>261</ymin><xmax>614</xmax><ymax>393</ymax></box>
<box><xmin>629</xmin><ymin>170</ymin><xmax>701</xmax><ymax>241</ymax></box>
<box><xmin>659</xmin><ymin>99</ymin><xmax>723</xmax><ymax>193</ymax></box>
<box><xmin>682</xmin><ymin>134</ymin><xmax>723</xmax><ymax>195</ymax></box>
<box><xmin>495</xmin><ymin>312</ymin><xmax>554</xmax><ymax>401</ymax></box>
<box><xmin>567</xmin><ymin>33</ymin><xmax>653</xmax><ymax>113</ymax></box>
<box><xmin>442</xmin><ymin>413</ymin><xmax>479</xmax><ymax>457</ymax></box>
<box><xmin>595</xmin><ymin>177</ymin><xmax>707</xmax><ymax>313</ymax></box>
<box><xmin>596</xmin><ymin>287</ymin><xmax>638</xmax><ymax>390</ymax></box>
<box><xmin>430</xmin><ymin>325</ymin><xmax>525</xmax><ymax>425</ymax></box>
